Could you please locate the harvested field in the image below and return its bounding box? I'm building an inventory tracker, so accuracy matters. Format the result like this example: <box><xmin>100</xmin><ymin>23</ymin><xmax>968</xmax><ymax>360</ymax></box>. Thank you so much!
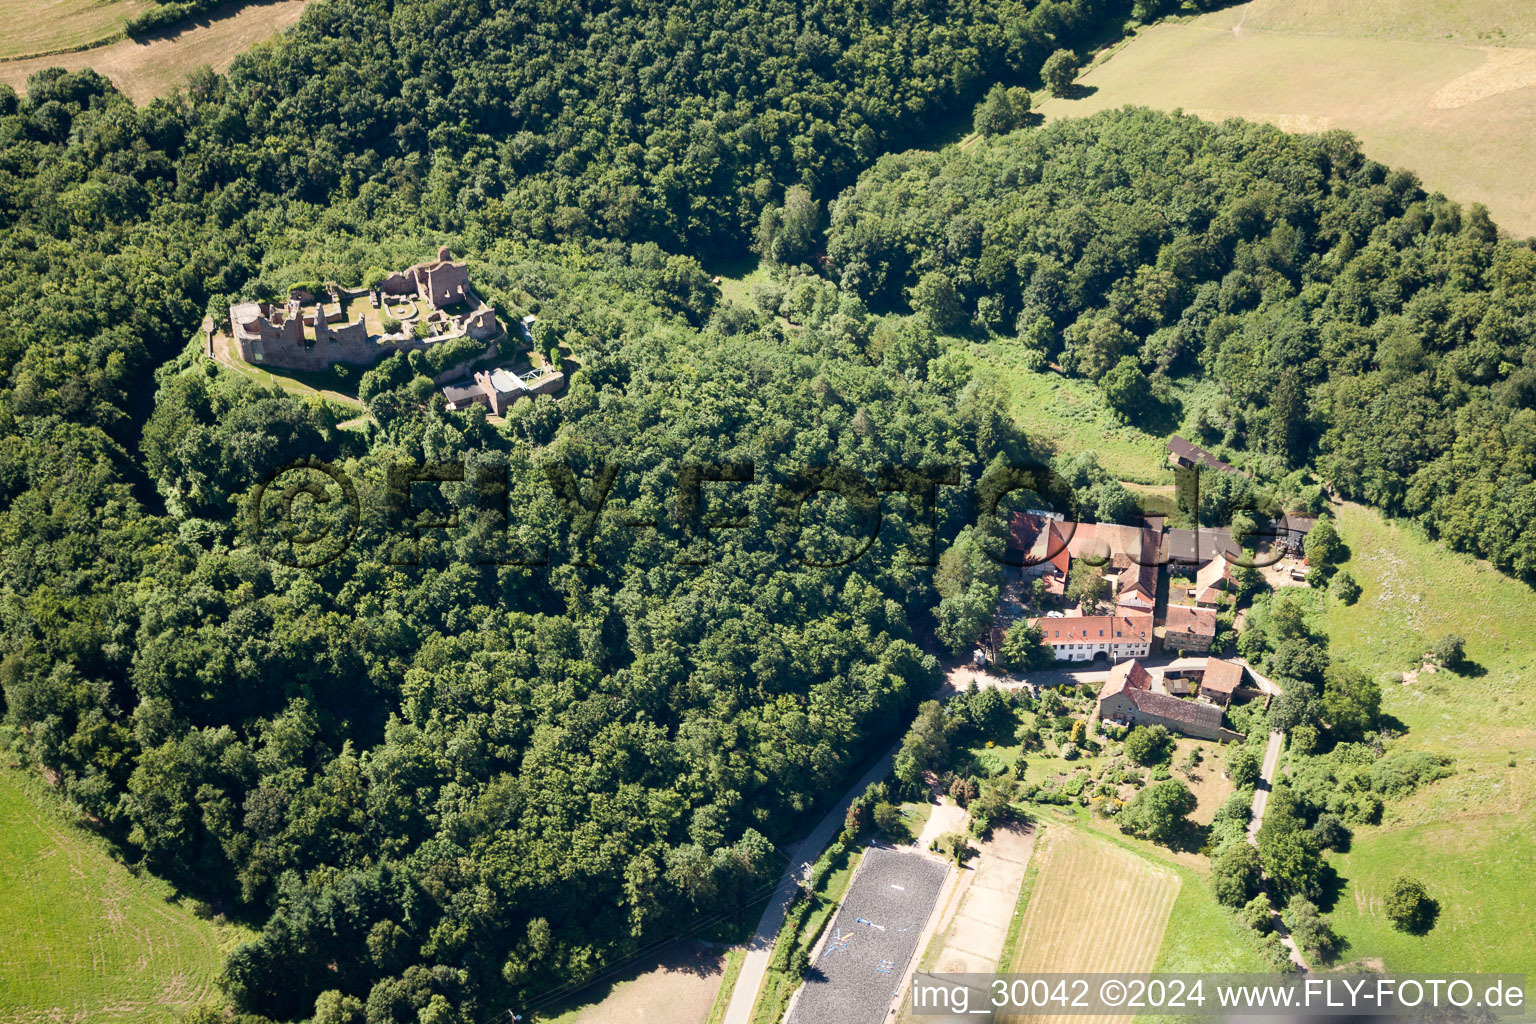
<box><xmin>535</xmin><ymin>942</ymin><xmax>728</xmax><ymax>1024</ymax></box>
<box><xmin>0</xmin><ymin>0</ymin><xmax>313</xmax><ymax>103</ymax></box>
<box><xmin>1000</xmin><ymin>827</ymin><xmax>1180</xmax><ymax>1024</ymax></box>
<box><xmin>0</xmin><ymin>0</ymin><xmax>151</xmax><ymax>59</ymax></box>
<box><xmin>789</xmin><ymin>848</ymin><xmax>949</xmax><ymax>1024</ymax></box>
<box><xmin>1035</xmin><ymin>0</ymin><xmax>1536</xmax><ymax>238</ymax></box>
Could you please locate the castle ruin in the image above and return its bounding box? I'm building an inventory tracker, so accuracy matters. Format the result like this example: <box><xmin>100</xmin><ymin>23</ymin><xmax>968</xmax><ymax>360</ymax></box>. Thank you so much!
<box><xmin>228</xmin><ymin>246</ymin><xmax>503</xmax><ymax>372</ymax></box>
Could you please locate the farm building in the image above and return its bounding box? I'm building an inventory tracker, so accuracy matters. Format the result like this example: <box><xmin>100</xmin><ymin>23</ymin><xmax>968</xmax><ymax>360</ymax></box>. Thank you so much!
<box><xmin>1028</xmin><ymin>612</ymin><xmax>1152</xmax><ymax>662</ymax></box>
<box><xmin>1097</xmin><ymin>659</ymin><xmax>1228</xmax><ymax>740</ymax></box>
<box><xmin>1163</xmin><ymin>604</ymin><xmax>1217</xmax><ymax>652</ymax></box>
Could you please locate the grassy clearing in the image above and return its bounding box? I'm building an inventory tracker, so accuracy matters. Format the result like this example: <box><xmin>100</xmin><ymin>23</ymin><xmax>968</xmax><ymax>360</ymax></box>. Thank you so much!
<box><xmin>0</xmin><ymin>762</ymin><xmax>240</xmax><ymax>1023</ymax></box>
<box><xmin>1034</xmin><ymin>0</ymin><xmax>1536</xmax><ymax>238</ymax></box>
<box><xmin>1313</xmin><ymin>502</ymin><xmax>1536</xmax><ymax>821</ymax></box>
<box><xmin>1296</xmin><ymin>501</ymin><xmax>1536</xmax><ymax>972</ymax></box>
<box><xmin>714</xmin><ymin>260</ymin><xmax>772</xmax><ymax>309</ymax></box>
<box><xmin>1326</xmin><ymin>815</ymin><xmax>1536</xmax><ymax>973</ymax></box>
<box><xmin>0</xmin><ymin>0</ymin><xmax>151</xmax><ymax>58</ymax></box>
<box><xmin>703</xmin><ymin>949</ymin><xmax>746</xmax><ymax>1024</ymax></box>
<box><xmin>1170</xmin><ymin>739</ymin><xmax>1234</xmax><ymax>827</ymax></box>
<box><xmin>0</xmin><ymin>0</ymin><xmax>314</xmax><ymax>103</ymax></box>
<box><xmin>976</xmin><ymin>344</ymin><xmax>1169</xmax><ymax>483</ymax></box>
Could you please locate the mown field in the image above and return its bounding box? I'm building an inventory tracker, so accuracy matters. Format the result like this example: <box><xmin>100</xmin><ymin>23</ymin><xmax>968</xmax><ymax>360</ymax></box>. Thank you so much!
<box><xmin>1001</xmin><ymin>824</ymin><xmax>1180</xmax><ymax>1024</ymax></box>
<box><xmin>0</xmin><ymin>0</ymin><xmax>151</xmax><ymax>59</ymax></box>
<box><xmin>1035</xmin><ymin>0</ymin><xmax>1536</xmax><ymax>238</ymax></box>
<box><xmin>532</xmin><ymin>943</ymin><xmax>729</xmax><ymax>1024</ymax></box>
<box><xmin>0</xmin><ymin>0</ymin><xmax>313</xmax><ymax>102</ymax></box>
<box><xmin>0</xmin><ymin>763</ymin><xmax>239</xmax><ymax>1024</ymax></box>
<box><xmin>1307</xmin><ymin>501</ymin><xmax>1536</xmax><ymax>972</ymax></box>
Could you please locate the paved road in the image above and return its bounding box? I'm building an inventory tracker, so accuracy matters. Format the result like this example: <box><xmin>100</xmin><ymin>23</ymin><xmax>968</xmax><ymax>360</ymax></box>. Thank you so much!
<box><xmin>1237</xmin><ymin>662</ymin><xmax>1308</xmax><ymax>971</ymax></box>
<box><xmin>1248</xmin><ymin>728</ymin><xmax>1284</xmax><ymax>843</ymax></box>
<box><xmin>721</xmin><ymin>744</ymin><xmax>898</xmax><ymax>1024</ymax></box>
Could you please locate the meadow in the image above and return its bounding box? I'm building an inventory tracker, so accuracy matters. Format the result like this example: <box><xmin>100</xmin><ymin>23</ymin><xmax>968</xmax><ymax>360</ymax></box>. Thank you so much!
<box><xmin>0</xmin><ymin>763</ymin><xmax>239</xmax><ymax>1023</ymax></box>
<box><xmin>975</xmin><ymin>344</ymin><xmax>1171</xmax><ymax>484</ymax></box>
<box><xmin>1035</xmin><ymin>0</ymin><xmax>1536</xmax><ymax>238</ymax></box>
<box><xmin>1305</xmin><ymin>501</ymin><xmax>1536</xmax><ymax>972</ymax></box>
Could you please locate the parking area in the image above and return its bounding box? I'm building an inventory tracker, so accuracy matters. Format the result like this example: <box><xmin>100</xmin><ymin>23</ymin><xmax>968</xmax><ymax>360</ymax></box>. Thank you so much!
<box><xmin>787</xmin><ymin>847</ymin><xmax>949</xmax><ymax>1024</ymax></box>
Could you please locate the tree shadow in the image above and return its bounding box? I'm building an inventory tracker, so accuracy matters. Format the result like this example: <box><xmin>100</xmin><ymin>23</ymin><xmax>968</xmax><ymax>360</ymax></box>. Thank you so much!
<box><xmin>132</xmin><ymin>0</ymin><xmax>288</xmax><ymax>44</ymax></box>
<box><xmin>1062</xmin><ymin>83</ymin><xmax>1099</xmax><ymax>100</ymax></box>
<box><xmin>1127</xmin><ymin>393</ymin><xmax>1183</xmax><ymax>436</ymax></box>
<box><xmin>1314</xmin><ymin>861</ymin><xmax>1346</xmax><ymax>914</ymax></box>
<box><xmin>1314</xmin><ymin>932</ymin><xmax>1351</xmax><ymax>967</ymax></box>
<box><xmin>1161</xmin><ymin>818</ymin><xmax>1209</xmax><ymax>855</ymax></box>
<box><xmin>1454</xmin><ymin>659</ymin><xmax>1487</xmax><ymax>678</ymax></box>
<box><xmin>1400</xmin><ymin>896</ymin><xmax>1442</xmax><ymax>935</ymax></box>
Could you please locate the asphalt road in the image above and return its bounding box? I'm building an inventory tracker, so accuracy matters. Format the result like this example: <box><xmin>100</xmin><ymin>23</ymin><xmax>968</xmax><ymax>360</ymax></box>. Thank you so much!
<box><xmin>1236</xmin><ymin>661</ymin><xmax>1308</xmax><ymax>971</ymax></box>
<box><xmin>721</xmin><ymin>744</ymin><xmax>899</xmax><ymax>1024</ymax></box>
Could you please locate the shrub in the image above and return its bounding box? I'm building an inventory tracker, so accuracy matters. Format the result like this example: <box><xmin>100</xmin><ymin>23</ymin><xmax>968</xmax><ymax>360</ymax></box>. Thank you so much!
<box><xmin>973</xmin><ymin>750</ymin><xmax>1008</xmax><ymax>777</ymax></box>
<box><xmin>1331</xmin><ymin>571</ymin><xmax>1361</xmax><ymax>604</ymax></box>
<box><xmin>1227</xmin><ymin>747</ymin><xmax>1260</xmax><ymax>788</ymax></box>
<box><xmin>1259</xmin><ymin>933</ymin><xmax>1297</xmax><ymax>972</ymax></box>
<box><xmin>1284</xmin><ymin>896</ymin><xmax>1343</xmax><ymax>963</ymax></box>
<box><xmin>1369</xmin><ymin>752</ymin><xmax>1453</xmax><ymax>799</ymax></box>
<box><xmin>948</xmin><ymin>776</ymin><xmax>979</xmax><ymax>807</ymax></box>
<box><xmin>1384</xmin><ymin>876</ymin><xmax>1437</xmax><ymax>934</ymax></box>
<box><xmin>1431</xmin><ymin>633</ymin><xmax>1466</xmax><ymax>670</ymax></box>
<box><xmin>1238</xmin><ymin>894</ymin><xmax>1274</xmax><ymax>934</ymax></box>
<box><xmin>380</xmin><ymin>314</ymin><xmax>402</xmax><ymax>333</ymax></box>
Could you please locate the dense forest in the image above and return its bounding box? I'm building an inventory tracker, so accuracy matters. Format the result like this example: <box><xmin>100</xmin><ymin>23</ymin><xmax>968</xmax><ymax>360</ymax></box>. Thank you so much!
<box><xmin>823</xmin><ymin>110</ymin><xmax>1536</xmax><ymax>577</ymax></box>
<box><xmin>0</xmin><ymin>0</ymin><xmax>1175</xmax><ymax>1020</ymax></box>
<box><xmin>1</xmin><ymin>0</ymin><xmax>1534</xmax><ymax>1019</ymax></box>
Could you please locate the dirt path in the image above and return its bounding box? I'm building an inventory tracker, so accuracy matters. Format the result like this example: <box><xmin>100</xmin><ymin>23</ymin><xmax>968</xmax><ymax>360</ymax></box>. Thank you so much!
<box><xmin>0</xmin><ymin>0</ymin><xmax>313</xmax><ymax>102</ymax></box>
<box><xmin>925</xmin><ymin>822</ymin><xmax>1036</xmax><ymax>975</ymax></box>
<box><xmin>914</xmin><ymin>799</ymin><xmax>968</xmax><ymax>852</ymax></box>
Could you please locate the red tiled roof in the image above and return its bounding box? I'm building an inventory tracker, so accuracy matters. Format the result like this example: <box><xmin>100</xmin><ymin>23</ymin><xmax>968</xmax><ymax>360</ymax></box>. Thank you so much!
<box><xmin>1164</xmin><ymin>604</ymin><xmax>1217</xmax><ymax>638</ymax></box>
<box><xmin>1029</xmin><ymin>613</ymin><xmax>1153</xmax><ymax>646</ymax></box>
<box><xmin>1201</xmin><ymin>658</ymin><xmax>1245</xmax><ymax>694</ymax></box>
<box><xmin>1099</xmin><ymin>659</ymin><xmax>1154</xmax><ymax>701</ymax></box>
